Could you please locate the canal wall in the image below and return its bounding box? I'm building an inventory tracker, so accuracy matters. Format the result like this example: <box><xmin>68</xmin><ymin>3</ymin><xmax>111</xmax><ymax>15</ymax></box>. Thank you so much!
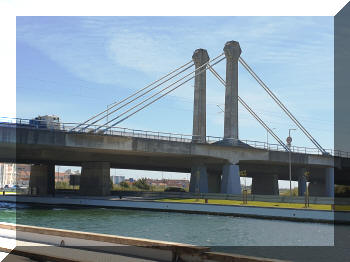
<box><xmin>0</xmin><ymin>222</ymin><xmax>288</xmax><ymax>262</ymax></box>
<box><xmin>1</xmin><ymin>195</ymin><xmax>349</xmax><ymax>223</ymax></box>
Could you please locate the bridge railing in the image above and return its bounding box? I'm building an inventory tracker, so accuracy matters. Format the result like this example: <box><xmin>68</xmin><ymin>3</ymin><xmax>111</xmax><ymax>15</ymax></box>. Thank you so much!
<box><xmin>1</xmin><ymin>117</ymin><xmax>349</xmax><ymax>158</ymax></box>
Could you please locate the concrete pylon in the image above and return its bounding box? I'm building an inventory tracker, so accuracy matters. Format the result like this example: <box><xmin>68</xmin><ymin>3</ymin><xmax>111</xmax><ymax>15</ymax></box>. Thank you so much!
<box><xmin>220</xmin><ymin>164</ymin><xmax>241</xmax><ymax>194</ymax></box>
<box><xmin>29</xmin><ymin>163</ymin><xmax>55</xmax><ymax>196</ymax></box>
<box><xmin>189</xmin><ymin>165</ymin><xmax>208</xmax><ymax>193</ymax></box>
<box><xmin>192</xmin><ymin>49</ymin><xmax>209</xmax><ymax>143</ymax></box>
<box><xmin>251</xmin><ymin>174</ymin><xmax>279</xmax><ymax>195</ymax></box>
<box><xmin>297</xmin><ymin>168</ymin><xmax>307</xmax><ymax>196</ymax></box>
<box><xmin>223</xmin><ymin>41</ymin><xmax>241</xmax><ymax>144</ymax></box>
<box><xmin>80</xmin><ymin>162</ymin><xmax>111</xmax><ymax>196</ymax></box>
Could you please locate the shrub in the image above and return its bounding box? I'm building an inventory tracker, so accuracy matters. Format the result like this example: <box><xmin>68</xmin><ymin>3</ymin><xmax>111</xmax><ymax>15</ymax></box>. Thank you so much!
<box><xmin>133</xmin><ymin>178</ymin><xmax>150</xmax><ymax>190</ymax></box>
<box><xmin>119</xmin><ymin>181</ymin><xmax>129</xmax><ymax>188</ymax></box>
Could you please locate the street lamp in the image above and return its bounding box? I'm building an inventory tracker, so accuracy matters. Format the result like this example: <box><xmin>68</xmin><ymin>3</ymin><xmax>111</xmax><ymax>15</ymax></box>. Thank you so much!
<box><xmin>287</xmin><ymin>128</ymin><xmax>296</xmax><ymax>196</ymax></box>
<box><xmin>266</xmin><ymin>128</ymin><xmax>276</xmax><ymax>150</ymax></box>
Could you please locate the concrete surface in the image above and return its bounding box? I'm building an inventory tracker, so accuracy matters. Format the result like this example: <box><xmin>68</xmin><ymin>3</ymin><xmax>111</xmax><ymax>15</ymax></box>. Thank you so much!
<box><xmin>192</xmin><ymin>49</ymin><xmax>209</xmax><ymax>143</ymax></box>
<box><xmin>223</xmin><ymin>41</ymin><xmax>241</xmax><ymax>143</ymax></box>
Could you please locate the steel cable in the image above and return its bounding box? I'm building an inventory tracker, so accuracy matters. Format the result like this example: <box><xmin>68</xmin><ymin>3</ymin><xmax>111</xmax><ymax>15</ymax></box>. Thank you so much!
<box><xmin>71</xmin><ymin>60</ymin><xmax>194</xmax><ymax>131</ymax></box>
<box><xmin>99</xmin><ymin>55</ymin><xmax>225</xmax><ymax>133</ymax></box>
<box><xmin>239</xmin><ymin>57</ymin><xmax>327</xmax><ymax>154</ymax></box>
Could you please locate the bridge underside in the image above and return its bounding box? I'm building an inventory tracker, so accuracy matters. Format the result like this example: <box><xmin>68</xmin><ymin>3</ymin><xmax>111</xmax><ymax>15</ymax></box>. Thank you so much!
<box><xmin>0</xmin><ymin>143</ymin><xmax>342</xmax><ymax>197</ymax></box>
<box><xmin>0</xmin><ymin>143</ymin><xmax>340</xmax><ymax>180</ymax></box>
<box><xmin>0</xmin><ymin>127</ymin><xmax>344</xmax><ymax>197</ymax></box>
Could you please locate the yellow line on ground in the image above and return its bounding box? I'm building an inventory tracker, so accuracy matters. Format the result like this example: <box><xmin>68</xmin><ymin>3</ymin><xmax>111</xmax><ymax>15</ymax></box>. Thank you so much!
<box><xmin>156</xmin><ymin>198</ymin><xmax>337</xmax><ymax>211</ymax></box>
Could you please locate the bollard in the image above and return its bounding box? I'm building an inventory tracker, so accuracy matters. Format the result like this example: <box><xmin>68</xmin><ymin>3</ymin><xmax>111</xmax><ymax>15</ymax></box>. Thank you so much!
<box><xmin>2</xmin><ymin>191</ymin><xmax>4</xmax><ymax>196</ymax></box>
<box><xmin>205</xmin><ymin>198</ymin><xmax>208</xmax><ymax>204</ymax></box>
<box><xmin>242</xmin><ymin>189</ymin><xmax>248</xmax><ymax>204</ymax></box>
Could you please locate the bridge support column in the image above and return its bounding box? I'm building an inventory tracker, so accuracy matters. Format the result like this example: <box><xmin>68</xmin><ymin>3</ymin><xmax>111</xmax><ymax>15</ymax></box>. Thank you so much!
<box><xmin>223</xmin><ymin>41</ymin><xmax>241</xmax><ymax>144</ymax></box>
<box><xmin>80</xmin><ymin>162</ymin><xmax>111</xmax><ymax>196</ymax></box>
<box><xmin>325</xmin><ymin>167</ymin><xmax>334</xmax><ymax>197</ymax></box>
<box><xmin>297</xmin><ymin>168</ymin><xmax>307</xmax><ymax>196</ymax></box>
<box><xmin>220</xmin><ymin>164</ymin><xmax>241</xmax><ymax>194</ymax></box>
<box><xmin>308</xmin><ymin>168</ymin><xmax>334</xmax><ymax>197</ymax></box>
<box><xmin>208</xmin><ymin>172</ymin><xmax>221</xmax><ymax>193</ymax></box>
<box><xmin>251</xmin><ymin>174</ymin><xmax>279</xmax><ymax>195</ymax></box>
<box><xmin>189</xmin><ymin>165</ymin><xmax>208</xmax><ymax>193</ymax></box>
<box><xmin>192</xmin><ymin>49</ymin><xmax>209</xmax><ymax>143</ymax></box>
<box><xmin>29</xmin><ymin>163</ymin><xmax>55</xmax><ymax>196</ymax></box>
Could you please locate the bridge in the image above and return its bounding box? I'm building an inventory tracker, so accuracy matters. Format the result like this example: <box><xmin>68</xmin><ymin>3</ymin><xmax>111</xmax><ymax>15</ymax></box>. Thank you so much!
<box><xmin>1</xmin><ymin>40</ymin><xmax>348</xmax><ymax>197</ymax></box>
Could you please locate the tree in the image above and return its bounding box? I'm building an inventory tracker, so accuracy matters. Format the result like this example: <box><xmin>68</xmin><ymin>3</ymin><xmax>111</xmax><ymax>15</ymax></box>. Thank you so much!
<box><xmin>119</xmin><ymin>181</ymin><xmax>129</xmax><ymax>188</ymax></box>
<box><xmin>134</xmin><ymin>178</ymin><xmax>150</xmax><ymax>190</ymax></box>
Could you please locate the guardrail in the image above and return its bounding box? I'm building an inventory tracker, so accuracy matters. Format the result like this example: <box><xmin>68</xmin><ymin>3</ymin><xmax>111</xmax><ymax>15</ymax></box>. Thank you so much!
<box><xmin>1</xmin><ymin>116</ymin><xmax>348</xmax><ymax>158</ymax></box>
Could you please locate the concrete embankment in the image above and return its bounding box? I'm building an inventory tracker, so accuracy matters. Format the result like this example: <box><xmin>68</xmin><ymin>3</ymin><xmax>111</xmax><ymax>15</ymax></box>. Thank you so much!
<box><xmin>1</xmin><ymin>195</ymin><xmax>349</xmax><ymax>223</ymax></box>
<box><xmin>0</xmin><ymin>222</ymin><xmax>288</xmax><ymax>262</ymax></box>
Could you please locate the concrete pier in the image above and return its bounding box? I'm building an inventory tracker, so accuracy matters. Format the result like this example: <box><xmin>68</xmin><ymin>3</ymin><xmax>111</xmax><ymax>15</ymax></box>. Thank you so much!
<box><xmin>192</xmin><ymin>49</ymin><xmax>209</xmax><ymax>143</ymax></box>
<box><xmin>29</xmin><ymin>163</ymin><xmax>55</xmax><ymax>196</ymax></box>
<box><xmin>80</xmin><ymin>162</ymin><xmax>111</xmax><ymax>196</ymax></box>
<box><xmin>297</xmin><ymin>168</ymin><xmax>307</xmax><ymax>196</ymax></box>
<box><xmin>308</xmin><ymin>168</ymin><xmax>334</xmax><ymax>197</ymax></box>
<box><xmin>220</xmin><ymin>164</ymin><xmax>241</xmax><ymax>194</ymax></box>
<box><xmin>223</xmin><ymin>41</ymin><xmax>241</xmax><ymax>144</ymax></box>
<box><xmin>325</xmin><ymin>167</ymin><xmax>334</xmax><ymax>197</ymax></box>
<box><xmin>189</xmin><ymin>165</ymin><xmax>208</xmax><ymax>193</ymax></box>
<box><xmin>208</xmin><ymin>172</ymin><xmax>221</xmax><ymax>193</ymax></box>
<box><xmin>251</xmin><ymin>174</ymin><xmax>279</xmax><ymax>195</ymax></box>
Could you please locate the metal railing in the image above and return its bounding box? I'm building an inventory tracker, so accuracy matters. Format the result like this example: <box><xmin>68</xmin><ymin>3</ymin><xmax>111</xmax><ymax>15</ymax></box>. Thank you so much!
<box><xmin>1</xmin><ymin>117</ymin><xmax>348</xmax><ymax>158</ymax></box>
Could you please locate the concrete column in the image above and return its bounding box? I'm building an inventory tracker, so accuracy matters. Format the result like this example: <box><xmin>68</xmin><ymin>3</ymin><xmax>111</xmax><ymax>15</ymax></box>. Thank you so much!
<box><xmin>325</xmin><ymin>167</ymin><xmax>334</xmax><ymax>197</ymax></box>
<box><xmin>297</xmin><ymin>168</ymin><xmax>307</xmax><ymax>196</ymax></box>
<box><xmin>220</xmin><ymin>164</ymin><xmax>241</xmax><ymax>194</ymax></box>
<box><xmin>80</xmin><ymin>162</ymin><xmax>111</xmax><ymax>196</ymax></box>
<box><xmin>308</xmin><ymin>168</ymin><xmax>334</xmax><ymax>197</ymax></box>
<box><xmin>251</xmin><ymin>174</ymin><xmax>279</xmax><ymax>195</ymax></box>
<box><xmin>208</xmin><ymin>172</ymin><xmax>221</xmax><ymax>193</ymax></box>
<box><xmin>189</xmin><ymin>165</ymin><xmax>208</xmax><ymax>193</ymax></box>
<box><xmin>29</xmin><ymin>163</ymin><xmax>55</xmax><ymax>196</ymax></box>
<box><xmin>223</xmin><ymin>41</ymin><xmax>241</xmax><ymax>144</ymax></box>
<box><xmin>192</xmin><ymin>49</ymin><xmax>209</xmax><ymax>143</ymax></box>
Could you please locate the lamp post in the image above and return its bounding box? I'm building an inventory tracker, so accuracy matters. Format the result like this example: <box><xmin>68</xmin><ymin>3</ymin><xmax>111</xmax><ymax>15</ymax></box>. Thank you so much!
<box><xmin>287</xmin><ymin>128</ymin><xmax>296</xmax><ymax>196</ymax></box>
<box><xmin>266</xmin><ymin>128</ymin><xmax>276</xmax><ymax>150</ymax></box>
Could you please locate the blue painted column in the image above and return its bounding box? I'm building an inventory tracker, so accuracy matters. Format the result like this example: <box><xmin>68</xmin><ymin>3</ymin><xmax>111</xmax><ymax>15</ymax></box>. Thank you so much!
<box><xmin>220</xmin><ymin>164</ymin><xmax>241</xmax><ymax>194</ymax></box>
<box><xmin>189</xmin><ymin>165</ymin><xmax>208</xmax><ymax>193</ymax></box>
<box><xmin>297</xmin><ymin>168</ymin><xmax>307</xmax><ymax>196</ymax></box>
<box><xmin>325</xmin><ymin>167</ymin><xmax>334</xmax><ymax>197</ymax></box>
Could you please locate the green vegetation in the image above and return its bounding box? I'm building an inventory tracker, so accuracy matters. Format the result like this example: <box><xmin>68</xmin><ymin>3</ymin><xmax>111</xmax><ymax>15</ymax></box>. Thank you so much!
<box><xmin>119</xmin><ymin>181</ymin><xmax>129</xmax><ymax>188</ymax></box>
<box><xmin>156</xmin><ymin>198</ymin><xmax>332</xmax><ymax>211</ymax></box>
<box><xmin>279</xmin><ymin>188</ymin><xmax>299</xmax><ymax>196</ymax></box>
<box><xmin>335</xmin><ymin>185</ymin><xmax>350</xmax><ymax>197</ymax></box>
<box><xmin>133</xmin><ymin>178</ymin><xmax>150</xmax><ymax>190</ymax></box>
<box><xmin>55</xmin><ymin>181</ymin><xmax>79</xmax><ymax>190</ymax></box>
<box><xmin>111</xmin><ymin>181</ymin><xmax>167</xmax><ymax>192</ymax></box>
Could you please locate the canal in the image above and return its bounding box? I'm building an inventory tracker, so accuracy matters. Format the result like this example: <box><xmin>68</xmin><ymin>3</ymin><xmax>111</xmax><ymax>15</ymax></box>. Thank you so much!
<box><xmin>0</xmin><ymin>201</ymin><xmax>336</xmax><ymax>247</ymax></box>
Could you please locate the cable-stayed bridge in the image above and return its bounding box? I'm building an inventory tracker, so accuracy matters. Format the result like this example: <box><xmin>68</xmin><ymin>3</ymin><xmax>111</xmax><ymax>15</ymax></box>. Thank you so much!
<box><xmin>1</xmin><ymin>40</ymin><xmax>348</xmax><ymax>197</ymax></box>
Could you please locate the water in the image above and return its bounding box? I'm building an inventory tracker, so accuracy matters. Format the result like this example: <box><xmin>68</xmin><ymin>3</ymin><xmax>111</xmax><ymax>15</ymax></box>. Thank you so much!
<box><xmin>0</xmin><ymin>202</ymin><xmax>338</xmax><ymax>246</ymax></box>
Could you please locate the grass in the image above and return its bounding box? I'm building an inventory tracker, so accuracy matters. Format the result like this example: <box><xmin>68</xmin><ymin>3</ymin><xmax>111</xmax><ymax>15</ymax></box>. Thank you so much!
<box><xmin>156</xmin><ymin>198</ymin><xmax>337</xmax><ymax>211</ymax></box>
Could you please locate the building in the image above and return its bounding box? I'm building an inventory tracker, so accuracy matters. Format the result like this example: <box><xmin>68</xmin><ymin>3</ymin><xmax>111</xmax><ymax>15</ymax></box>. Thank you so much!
<box><xmin>16</xmin><ymin>164</ymin><xmax>31</xmax><ymax>186</ymax></box>
<box><xmin>55</xmin><ymin>169</ymin><xmax>80</xmax><ymax>183</ymax></box>
<box><xmin>145</xmin><ymin>178</ymin><xmax>189</xmax><ymax>189</ymax></box>
<box><xmin>111</xmin><ymin>175</ymin><xmax>125</xmax><ymax>185</ymax></box>
<box><xmin>29</xmin><ymin>115</ymin><xmax>60</xmax><ymax>130</ymax></box>
<box><xmin>0</xmin><ymin>163</ymin><xmax>31</xmax><ymax>188</ymax></box>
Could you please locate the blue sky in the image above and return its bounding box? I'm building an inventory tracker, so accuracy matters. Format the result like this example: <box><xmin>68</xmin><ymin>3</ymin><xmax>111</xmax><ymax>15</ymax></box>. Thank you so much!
<box><xmin>16</xmin><ymin>16</ymin><xmax>334</xmax><ymax>183</ymax></box>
